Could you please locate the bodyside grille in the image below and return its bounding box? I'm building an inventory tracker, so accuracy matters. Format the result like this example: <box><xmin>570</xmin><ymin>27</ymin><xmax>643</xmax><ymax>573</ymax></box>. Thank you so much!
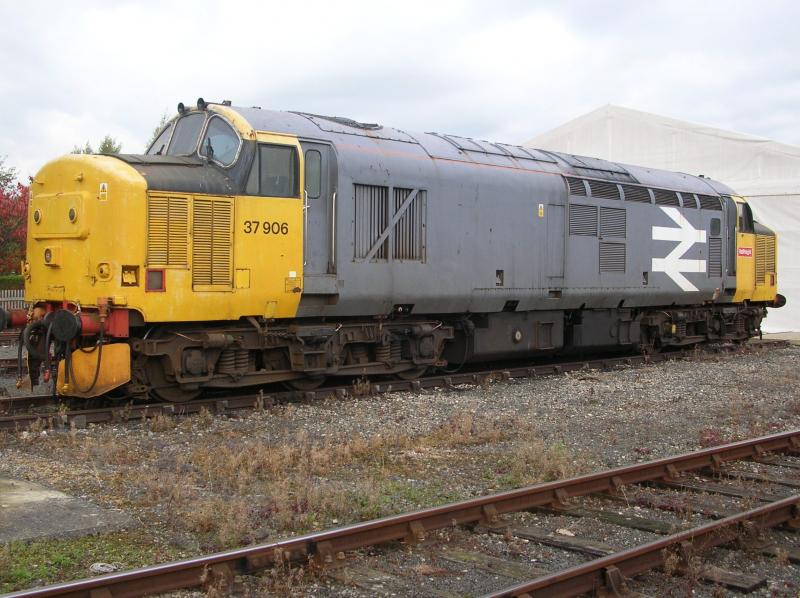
<box><xmin>354</xmin><ymin>184</ymin><xmax>389</xmax><ymax>260</ymax></box>
<box><xmin>654</xmin><ymin>189</ymin><xmax>681</xmax><ymax>206</ymax></box>
<box><xmin>147</xmin><ymin>194</ymin><xmax>188</xmax><ymax>267</ymax></box>
<box><xmin>599</xmin><ymin>242</ymin><xmax>626</xmax><ymax>272</ymax></box>
<box><xmin>192</xmin><ymin>198</ymin><xmax>233</xmax><ymax>287</ymax></box>
<box><xmin>681</xmin><ymin>192</ymin><xmax>698</xmax><ymax>208</ymax></box>
<box><xmin>600</xmin><ymin>207</ymin><xmax>626</xmax><ymax>238</ymax></box>
<box><xmin>393</xmin><ymin>188</ymin><xmax>426</xmax><ymax>261</ymax></box>
<box><xmin>621</xmin><ymin>185</ymin><xmax>651</xmax><ymax>203</ymax></box>
<box><xmin>354</xmin><ymin>184</ymin><xmax>427</xmax><ymax>261</ymax></box>
<box><xmin>708</xmin><ymin>237</ymin><xmax>722</xmax><ymax>277</ymax></box>
<box><xmin>588</xmin><ymin>180</ymin><xmax>621</xmax><ymax>200</ymax></box>
<box><xmin>566</xmin><ymin>177</ymin><xmax>587</xmax><ymax>196</ymax></box>
<box><xmin>569</xmin><ymin>204</ymin><xmax>598</xmax><ymax>236</ymax></box>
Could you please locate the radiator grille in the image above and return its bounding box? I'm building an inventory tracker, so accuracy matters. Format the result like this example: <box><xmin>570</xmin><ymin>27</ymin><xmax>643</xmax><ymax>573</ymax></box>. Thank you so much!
<box><xmin>566</xmin><ymin>177</ymin><xmax>587</xmax><ymax>196</ymax></box>
<box><xmin>755</xmin><ymin>235</ymin><xmax>776</xmax><ymax>284</ymax></box>
<box><xmin>147</xmin><ymin>194</ymin><xmax>188</xmax><ymax>266</ymax></box>
<box><xmin>192</xmin><ymin>198</ymin><xmax>233</xmax><ymax>287</ymax></box>
<box><xmin>354</xmin><ymin>184</ymin><xmax>389</xmax><ymax>260</ymax></box>
<box><xmin>600</xmin><ymin>207</ymin><xmax>626</xmax><ymax>238</ymax></box>
<box><xmin>393</xmin><ymin>188</ymin><xmax>426</xmax><ymax>261</ymax></box>
<box><xmin>697</xmin><ymin>194</ymin><xmax>722</xmax><ymax>210</ymax></box>
<box><xmin>569</xmin><ymin>204</ymin><xmax>598</xmax><ymax>236</ymax></box>
<box><xmin>599</xmin><ymin>242</ymin><xmax>626</xmax><ymax>272</ymax></box>
<box><xmin>681</xmin><ymin>192</ymin><xmax>698</xmax><ymax>208</ymax></box>
<box><xmin>654</xmin><ymin>189</ymin><xmax>680</xmax><ymax>206</ymax></box>
<box><xmin>765</xmin><ymin>235</ymin><xmax>776</xmax><ymax>276</ymax></box>
<box><xmin>621</xmin><ymin>185</ymin><xmax>651</xmax><ymax>203</ymax></box>
<box><xmin>708</xmin><ymin>237</ymin><xmax>722</xmax><ymax>277</ymax></box>
<box><xmin>588</xmin><ymin>180</ymin><xmax>621</xmax><ymax>200</ymax></box>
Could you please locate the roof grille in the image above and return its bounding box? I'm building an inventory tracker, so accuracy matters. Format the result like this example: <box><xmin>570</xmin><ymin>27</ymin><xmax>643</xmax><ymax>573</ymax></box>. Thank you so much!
<box><xmin>588</xmin><ymin>180</ymin><xmax>621</xmax><ymax>200</ymax></box>
<box><xmin>566</xmin><ymin>177</ymin><xmax>587</xmax><ymax>196</ymax></box>
<box><xmin>697</xmin><ymin>195</ymin><xmax>722</xmax><ymax>210</ymax></box>
<box><xmin>621</xmin><ymin>185</ymin><xmax>652</xmax><ymax>203</ymax></box>
<box><xmin>653</xmin><ymin>189</ymin><xmax>681</xmax><ymax>206</ymax></box>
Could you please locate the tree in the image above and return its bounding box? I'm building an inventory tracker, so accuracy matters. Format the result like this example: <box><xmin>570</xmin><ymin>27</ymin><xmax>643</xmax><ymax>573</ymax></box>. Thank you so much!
<box><xmin>72</xmin><ymin>141</ymin><xmax>94</xmax><ymax>155</ymax></box>
<box><xmin>71</xmin><ymin>135</ymin><xmax>122</xmax><ymax>155</ymax></box>
<box><xmin>0</xmin><ymin>182</ymin><xmax>28</xmax><ymax>274</ymax></box>
<box><xmin>97</xmin><ymin>135</ymin><xmax>122</xmax><ymax>154</ymax></box>
<box><xmin>0</xmin><ymin>156</ymin><xmax>17</xmax><ymax>193</ymax></box>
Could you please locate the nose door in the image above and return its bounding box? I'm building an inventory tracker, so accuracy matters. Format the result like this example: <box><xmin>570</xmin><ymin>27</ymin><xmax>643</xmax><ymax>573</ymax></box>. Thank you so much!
<box><xmin>300</xmin><ymin>141</ymin><xmax>335</xmax><ymax>276</ymax></box>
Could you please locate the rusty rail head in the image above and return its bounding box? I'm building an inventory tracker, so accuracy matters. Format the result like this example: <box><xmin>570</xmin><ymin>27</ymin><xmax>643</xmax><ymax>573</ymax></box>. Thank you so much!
<box><xmin>5</xmin><ymin>428</ymin><xmax>799</xmax><ymax>598</ymax></box>
<box><xmin>482</xmin><ymin>493</ymin><xmax>800</xmax><ymax>598</ymax></box>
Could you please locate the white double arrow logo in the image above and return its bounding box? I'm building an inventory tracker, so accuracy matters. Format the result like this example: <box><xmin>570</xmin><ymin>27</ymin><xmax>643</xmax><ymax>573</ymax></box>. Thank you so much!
<box><xmin>651</xmin><ymin>206</ymin><xmax>706</xmax><ymax>292</ymax></box>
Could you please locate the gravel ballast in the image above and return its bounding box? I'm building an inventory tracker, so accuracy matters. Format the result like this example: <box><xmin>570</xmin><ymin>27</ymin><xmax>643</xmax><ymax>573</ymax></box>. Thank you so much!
<box><xmin>0</xmin><ymin>343</ymin><xmax>799</xmax><ymax>595</ymax></box>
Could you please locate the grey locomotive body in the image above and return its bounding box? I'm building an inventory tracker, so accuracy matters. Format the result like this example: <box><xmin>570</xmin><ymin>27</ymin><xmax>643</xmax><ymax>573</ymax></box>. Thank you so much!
<box><xmin>234</xmin><ymin>108</ymin><xmax>753</xmax><ymax>362</ymax></box>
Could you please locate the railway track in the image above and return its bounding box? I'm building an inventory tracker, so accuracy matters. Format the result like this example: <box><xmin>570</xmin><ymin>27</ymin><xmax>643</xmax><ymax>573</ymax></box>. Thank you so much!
<box><xmin>0</xmin><ymin>328</ymin><xmax>20</xmax><ymax>346</ymax></box>
<box><xmin>0</xmin><ymin>340</ymin><xmax>787</xmax><ymax>431</ymax></box>
<box><xmin>6</xmin><ymin>429</ymin><xmax>800</xmax><ymax>597</ymax></box>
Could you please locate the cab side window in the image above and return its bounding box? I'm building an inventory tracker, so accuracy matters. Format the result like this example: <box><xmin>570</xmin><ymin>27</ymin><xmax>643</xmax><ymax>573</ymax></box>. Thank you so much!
<box><xmin>246</xmin><ymin>144</ymin><xmax>299</xmax><ymax>197</ymax></box>
<box><xmin>736</xmin><ymin>202</ymin><xmax>754</xmax><ymax>233</ymax></box>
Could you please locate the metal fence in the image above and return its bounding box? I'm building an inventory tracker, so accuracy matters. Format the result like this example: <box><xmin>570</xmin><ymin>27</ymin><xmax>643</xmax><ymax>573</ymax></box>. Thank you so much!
<box><xmin>0</xmin><ymin>288</ymin><xmax>25</xmax><ymax>310</ymax></box>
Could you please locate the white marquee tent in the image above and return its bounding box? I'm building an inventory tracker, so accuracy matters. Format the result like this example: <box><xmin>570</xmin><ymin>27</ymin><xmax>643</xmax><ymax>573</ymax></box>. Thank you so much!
<box><xmin>525</xmin><ymin>105</ymin><xmax>799</xmax><ymax>332</ymax></box>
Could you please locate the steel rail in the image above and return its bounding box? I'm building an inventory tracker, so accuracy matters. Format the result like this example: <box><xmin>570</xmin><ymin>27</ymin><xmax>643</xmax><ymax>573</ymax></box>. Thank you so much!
<box><xmin>483</xmin><ymin>494</ymin><xmax>800</xmax><ymax>597</ymax></box>
<box><xmin>5</xmin><ymin>429</ymin><xmax>799</xmax><ymax>598</ymax></box>
<box><xmin>0</xmin><ymin>341</ymin><xmax>786</xmax><ymax>431</ymax></box>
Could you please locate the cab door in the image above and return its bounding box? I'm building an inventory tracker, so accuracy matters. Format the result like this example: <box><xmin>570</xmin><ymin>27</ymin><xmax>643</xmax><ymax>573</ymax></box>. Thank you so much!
<box><xmin>299</xmin><ymin>141</ymin><xmax>337</xmax><ymax>286</ymax></box>
<box><xmin>732</xmin><ymin>197</ymin><xmax>756</xmax><ymax>303</ymax></box>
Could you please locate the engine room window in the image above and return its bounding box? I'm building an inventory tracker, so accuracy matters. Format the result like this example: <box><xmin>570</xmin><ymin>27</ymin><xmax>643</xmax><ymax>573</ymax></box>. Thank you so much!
<box><xmin>199</xmin><ymin>116</ymin><xmax>240</xmax><ymax>166</ymax></box>
<box><xmin>305</xmin><ymin>149</ymin><xmax>321</xmax><ymax>199</ymax></box>
<box><xmin>710</xmin><ymin>218</ymin><xmax>721</xmax><ymax>236</ymax></box>
<box><xmin>247</xmin><ymin>144</ymin><xmax>299</xmax><ymax>197</ymax></box>
<box><xmin>147</xmin><ymin>122</ymin><xmax>174</xmax><ymax>155</ymax></box>
<box><xmin>167</xmin><ymin>113</ymin><xmax>205</xmax><ymax>155</ymax></box>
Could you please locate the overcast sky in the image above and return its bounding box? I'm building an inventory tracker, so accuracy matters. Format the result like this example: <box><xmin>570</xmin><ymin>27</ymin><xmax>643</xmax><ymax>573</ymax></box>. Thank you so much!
<box><xmin>1</xmin><ymin>0</ymin><xmax>798</xmax><ymax>178</ymax></box>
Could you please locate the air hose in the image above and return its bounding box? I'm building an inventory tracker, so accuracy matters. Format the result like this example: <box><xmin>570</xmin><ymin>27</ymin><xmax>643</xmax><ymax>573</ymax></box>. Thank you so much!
<box><xmin>65</xmin><ymin>322</ymin><xmax>105</xmax><ymax>394</ymax></box>
<box><xmin>16</xmin><ymin>328</ymin><xmax>24</xmax><ymax>382</ymax></box>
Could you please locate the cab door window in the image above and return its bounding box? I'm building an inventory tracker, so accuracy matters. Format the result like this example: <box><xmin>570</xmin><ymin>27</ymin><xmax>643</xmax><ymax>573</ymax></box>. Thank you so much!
<box><xmin>246</xmin><ymin>144</ymin><xmax>299</xmax><ymax>197</ymax></box>
<box><xmin>305</xmin><ymin>149</ymin><xmax>321</xmax><ymax>199</ymax></box>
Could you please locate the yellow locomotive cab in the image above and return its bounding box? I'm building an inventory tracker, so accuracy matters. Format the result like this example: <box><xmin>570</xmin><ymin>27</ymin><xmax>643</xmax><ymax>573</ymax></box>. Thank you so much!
<box><xmin>18</xmin><ymin>105</ymin><xmax>308</xmax><ymax>397</ymax></box>
<box><xmin>731</xmin><ymin>196</ymin><xmax>778</xmax><ymax>304</ymax></box>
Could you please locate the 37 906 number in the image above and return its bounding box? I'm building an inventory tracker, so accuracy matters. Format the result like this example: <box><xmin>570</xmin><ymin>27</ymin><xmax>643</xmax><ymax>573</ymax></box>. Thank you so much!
<box><xmin>243</xmin><ymin>221</ymin><xmax>289</xmax><ymax>235</ymax></box>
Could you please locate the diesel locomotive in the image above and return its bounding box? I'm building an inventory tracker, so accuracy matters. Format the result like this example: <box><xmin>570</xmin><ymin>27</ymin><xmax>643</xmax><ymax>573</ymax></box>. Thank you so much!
<box><xmin>0</xmin><ymin>100</ymin><xmax>784</xmax><ymax>401</ymax></box>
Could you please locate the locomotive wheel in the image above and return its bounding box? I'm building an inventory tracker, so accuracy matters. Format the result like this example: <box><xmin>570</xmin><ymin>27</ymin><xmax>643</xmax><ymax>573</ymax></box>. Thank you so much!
<box><xmin>283</xmin><ymin>375</ymin><xmax>326</xmax><ymax>391</ymax></box>
<box><xmin>395</xmin><ymin>366</ymin><xmax>428</xmax><ymax>380</ymax></box>
<box><xmin>145</xmin><ymin>357</ymin><xmax>202</xmax><ymax>403</ymax></box>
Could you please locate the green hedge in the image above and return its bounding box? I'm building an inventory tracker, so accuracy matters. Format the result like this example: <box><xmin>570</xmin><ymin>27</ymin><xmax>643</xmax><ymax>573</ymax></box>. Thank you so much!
<box><xmin>0</xmin><ymin>274</ymin><xmax>23</xmax><ymax>290</ymax></box>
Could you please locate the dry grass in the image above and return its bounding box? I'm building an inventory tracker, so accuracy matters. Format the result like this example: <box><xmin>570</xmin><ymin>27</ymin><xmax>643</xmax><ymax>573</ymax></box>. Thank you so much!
<box><xmin>148</xmin><ymin>412</ymin><xmax>176</xmax><ymax>433</ymax></box>
<box><xmin>505</xmin><ymin>439</ymin><xmax>583</xmax><ymax>483</ymax></box>
<box><xmin>4</xmin><ymin>407</ymin><xmax>582</xmax><ymax>553</ymax></box>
